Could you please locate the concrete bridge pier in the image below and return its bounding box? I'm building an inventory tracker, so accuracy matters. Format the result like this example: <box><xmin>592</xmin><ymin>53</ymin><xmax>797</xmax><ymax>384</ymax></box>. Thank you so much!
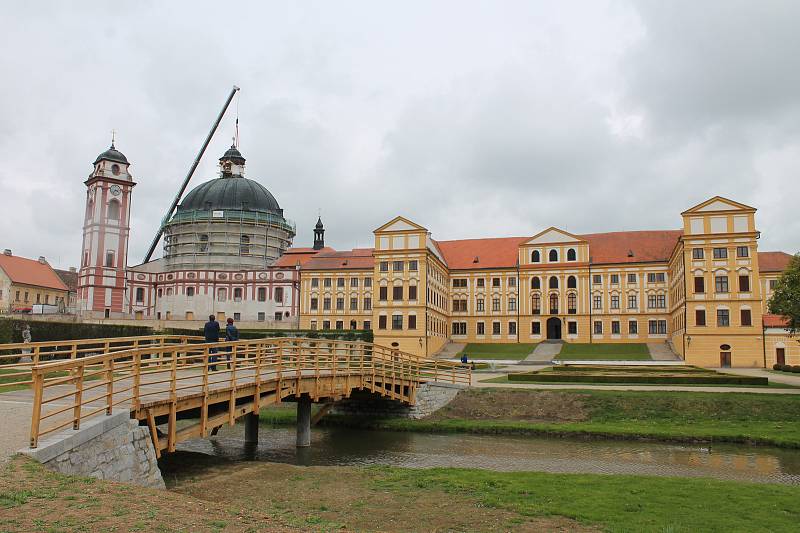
<box><xmin>296</xmin><ymin>396</ymin><xmax>312</xmax><ymax>447</ymax></box>
<box><xmin>244</xmin><ymin>412</ymin><xmax>259</xmax><ymax>444</ymax></box>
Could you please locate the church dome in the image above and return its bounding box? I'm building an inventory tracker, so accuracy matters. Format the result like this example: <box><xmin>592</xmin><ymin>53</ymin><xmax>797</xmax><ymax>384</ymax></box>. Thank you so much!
<box><xmin>93</xmin><ymin>144</ymin><xmax>129</xmax><ymax>165</ymax></box>
<box><xmin>177</xmin><ymin>176</ymin><xmax>282</xmax><ymax>214</ymax></box>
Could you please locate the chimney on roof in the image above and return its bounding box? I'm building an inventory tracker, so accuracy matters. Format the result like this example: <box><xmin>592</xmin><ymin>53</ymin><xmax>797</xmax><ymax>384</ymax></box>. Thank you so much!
<box><xmin>38</xmin><ymin>256</ymin><xmax>47</xmax><ymax>264</ymax></box>
<box><xmin>3</xmin><ymin>249</ymin><xmax>10</xmax><ymax>256</ymax></box>
<box><xmin>473</xmin><ymin>256</ymin><xmax>479</xmax><ymax>263</ymax></box>
<box><xmin>627</xmin><ymin>249</ymin><xmax>634</xmax><ymax>257</ymax></box>
<box><xmin>342</xmin><ymin>260</ymin><xmax>348</xmax><ymax>266</ymax></box>
<box><xmin>69</xmin><ymin>267</ymin><xmax>77</xmax><ymax>273</ymax></box>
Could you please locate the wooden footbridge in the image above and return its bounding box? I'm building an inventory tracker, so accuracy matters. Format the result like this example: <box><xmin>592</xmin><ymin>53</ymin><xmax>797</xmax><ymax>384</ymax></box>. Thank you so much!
<box><xmin>0</xmin><ymin>335</ymin><xmax>470</xmax><ymax>455</ymax></box>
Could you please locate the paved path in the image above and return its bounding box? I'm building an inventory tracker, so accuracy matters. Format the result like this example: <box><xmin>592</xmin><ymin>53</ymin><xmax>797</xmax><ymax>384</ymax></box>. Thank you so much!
<box><xmin>647</xmin><ymin>342</ymin><xmax>681</xmax><ymax>361</ymax></box>
<box><xmin>433</xmin><ymin>342</ymin><xmax>466</xmax><ymax>360</ymax></box>
<box><xmin>722</xmin><ymin>367</ymin><xmax>800</xmax><ymax>387</ymax></box>
<box><xmin>524</xmin><ymin>343</ymin><xmax>562</xmax><ymax>363</ymax></box>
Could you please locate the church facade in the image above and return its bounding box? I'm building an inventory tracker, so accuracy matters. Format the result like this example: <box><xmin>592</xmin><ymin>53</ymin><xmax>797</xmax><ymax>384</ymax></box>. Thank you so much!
<box><xmin>298</xmin><ymin>197</ymin><xmax>796</xmax><ymax>368</ymax></box>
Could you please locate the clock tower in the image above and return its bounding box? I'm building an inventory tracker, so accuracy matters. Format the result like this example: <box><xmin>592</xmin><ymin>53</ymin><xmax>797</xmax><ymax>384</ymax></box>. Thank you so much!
<box><xmin>77</xmin><ymin>140</ymin><xmax>136</xmax><ymax>318</ymax></box>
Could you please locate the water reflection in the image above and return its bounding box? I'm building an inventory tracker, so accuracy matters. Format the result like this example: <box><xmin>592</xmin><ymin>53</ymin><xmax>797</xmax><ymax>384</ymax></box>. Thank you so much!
<box><xmin>176</xmin><ymin>425</ymin><xmax>800</xmax><ymax>485</ymax></box>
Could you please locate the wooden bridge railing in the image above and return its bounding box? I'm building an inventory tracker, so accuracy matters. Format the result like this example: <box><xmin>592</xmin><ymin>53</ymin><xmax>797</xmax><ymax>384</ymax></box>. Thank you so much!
<box><xmin>0</xmin><ymin>335</ymin><xmax>203</xmax><ymax>393</ymax></box>
<box><xmin>27</xmin><ymin>337</ymin><xmax>470</xmax><ymax>448</ymax></box>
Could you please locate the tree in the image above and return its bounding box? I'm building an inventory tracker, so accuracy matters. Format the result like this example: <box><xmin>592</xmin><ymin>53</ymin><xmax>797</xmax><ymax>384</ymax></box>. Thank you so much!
<box><xmin>768</xmin><ymin>253</ymin><xmax>800</xmax><ymax>334</ymax></box>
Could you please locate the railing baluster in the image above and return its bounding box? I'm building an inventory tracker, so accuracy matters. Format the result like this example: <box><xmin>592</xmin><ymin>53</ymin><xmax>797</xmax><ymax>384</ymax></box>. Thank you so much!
<box><xmin>29</xmin><ymin>369</ymin><xmax>43</xmax><ymax>448</ymax></box>
<box><xmin>105</xmin><ymin>357</ymin><xmax>114</xmax><ymax>415</ymax></box>
<box><xmin>73</xmin><ymin>365</ymin><xmax>85</xmax><ymax>430</ymax></box>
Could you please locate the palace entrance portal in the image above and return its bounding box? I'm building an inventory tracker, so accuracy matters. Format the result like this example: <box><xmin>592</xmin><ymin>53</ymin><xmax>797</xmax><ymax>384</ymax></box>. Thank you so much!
<box><xmin>546</xmin><ymin>317</ymin><xmax>562</xmax><ymax>340</ymax></box>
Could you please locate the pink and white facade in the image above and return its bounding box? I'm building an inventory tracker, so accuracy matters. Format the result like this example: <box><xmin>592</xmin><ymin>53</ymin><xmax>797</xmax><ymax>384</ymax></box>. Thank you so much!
<box><xmin>78</xmin><ymin>143</ymin><xmax>322</xmax><ymax>324</ymax></box>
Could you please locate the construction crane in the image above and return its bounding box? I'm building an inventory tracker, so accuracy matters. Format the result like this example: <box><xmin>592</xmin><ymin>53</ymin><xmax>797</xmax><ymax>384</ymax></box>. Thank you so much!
<box><xmin>142</xmin><ymin>85</ymin><xmax>240</xmax><ymax>263</ymax></box>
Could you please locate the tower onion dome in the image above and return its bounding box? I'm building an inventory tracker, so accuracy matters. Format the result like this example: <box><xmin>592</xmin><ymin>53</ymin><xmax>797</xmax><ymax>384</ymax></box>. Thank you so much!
<box><xmin>93</xmin><ymin>142</ymin><xmax>128</xmax><ymax>165</ymax></box>
<box><xmin>219</xmin><ymin>144</ymin><xmax>246</xmax><ymax>165</ymax></box>
<box><xmin>315</xmin><ymin>216</ymin><xmax>324</xmax><ymax>229</ymax></box>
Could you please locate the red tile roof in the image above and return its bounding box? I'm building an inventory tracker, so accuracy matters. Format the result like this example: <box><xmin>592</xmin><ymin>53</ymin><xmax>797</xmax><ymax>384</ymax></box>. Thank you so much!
<box><xmin>582</xmin><ymin>230</ymin><xmax>683</xmax><ymax>265</ymax></box>
<box><xmin>302</xmin><ymin>248</ymin><xmax>375</xmax><ymax>270</ymax></box>
<box><xmin>53</xmin><ymin>269</ymin><xmax>79</xmax><ymax>292</ymax></box>
<box><xmin>763</xmin><ymin>314</ymin><xmax>791</xmax><ymax>328</ymax></box>
<box><xmin>759</xmin><ymin>251</ymin><xmax>793</xmax><ymax>273</ymax></box>
<box><xmin>0</xmin><ymin>254</ymin><xmax>69</xmax><ymax>291</ymax></box>
<box><xmin>272</xmin><ymin>247</ymin><xmax>333</xmax><ymax>268</ymax></box>
<box><xmin>435</xmin><ymin>237</ymin><xmax>526</xmax><ymax>270</ymax></box>
<box><xmin>435</xmin><ymin>230</ymin><xmax>683</xmax><ymax>270</ymax></box>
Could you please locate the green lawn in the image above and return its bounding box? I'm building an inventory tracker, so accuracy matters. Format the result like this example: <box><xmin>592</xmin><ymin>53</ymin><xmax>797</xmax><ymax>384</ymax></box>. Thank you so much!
<box><xmin>374</xmin><ymin>466</ymin><xmax>800</xmax><ymax>532</ymax></box>
<box><xmin>457</xmin><ymin>343</ymin><xmax>537</xmax><ymax>360</ymax></box>
<box><xmin>312</xmin><ymin>388</ymin><xmax>800</xmax><ymax>448</ymax></box>
<box><xmin>557</xmin><ymin>342</ymin><xmax>652</xmax><ymax>360</ymax></box>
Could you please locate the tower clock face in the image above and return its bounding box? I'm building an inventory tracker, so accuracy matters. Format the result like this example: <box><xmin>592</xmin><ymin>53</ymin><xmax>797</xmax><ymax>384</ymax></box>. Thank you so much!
<box><xmin>110</xmin><ymin>185</ymin><xmax>122</xmax><ymax>196</ymax></box>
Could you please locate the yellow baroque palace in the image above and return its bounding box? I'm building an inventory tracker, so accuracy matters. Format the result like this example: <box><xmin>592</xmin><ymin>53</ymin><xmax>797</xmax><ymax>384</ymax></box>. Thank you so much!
<box><xmin>297</xmin><ymin>196</ymin><xmax>797</xmax><ymax>368</ymax></box>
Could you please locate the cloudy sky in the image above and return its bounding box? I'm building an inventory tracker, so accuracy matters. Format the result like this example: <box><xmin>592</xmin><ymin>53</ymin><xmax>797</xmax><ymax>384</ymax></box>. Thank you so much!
<box><xmin>1</xmin><ymin>1</ymin><xmax>798</xmax><ymax>269</ymax></box>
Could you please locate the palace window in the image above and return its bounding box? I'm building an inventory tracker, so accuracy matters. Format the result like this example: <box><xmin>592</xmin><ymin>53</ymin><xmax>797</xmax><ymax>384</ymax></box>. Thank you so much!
<box><xmin>409</xmin><ymin>285</ymin><xmax>417</xmax><ymax>300</ymax></box>
<box><xmin>335</xmin><ymin>320</ymin><xmax>343</xmax><ymax>330</ymax></box>
<box><xmin>568</xmin><ymin>293</ymin><xmax>577</xmax><ymax>313</ymax></box>
<box><xmin>379</xmin><ymin>286</ymin><xmax>388</xmax><ymax>301</ymax></box>
<box><xmin>611</xmin><ymin>274</ymin><xmax>619</xmax><ymax>284</ymax></box>
<box><xmin>628</xmin><ymin>294</ymin><xmax>637</xmax><ymax>309</ymax></box>
<box><xmin>531</xmin><ymin>277</ymin><xmax>541</xmax><ymax>290</ymax></box>
<box><xmin>612</xmin><ymin>321</ymin><xmax>620</xmax><ymax>335</ymax></box>
<box><xmin>337</xmin><ymin>277</ymin><xmax>345</xmax><ymax>288</ymax></box>
<box><xmin>393</xmin><ymin>261</ymin><xmax>404</xmax><ymax>272</ymax></box>
<box><xmin>508</xmin><ymin>277</ymin><xmax>516</xmax><ymax>287</ymax></box>
<box><xmin>310</xmin><ymin>298</ymin><xmax>318</xmax><ymax>310</ymax></box>
<box><xmin>350</xmin><ymin>297</ymin><xmax>358</xmax><ymax>311</ymax></box>
<box><xmin>452</xmin><ymin>279</ymin><xmax>467</xmax><ymax>288</ymax></box>
<box><xmin>737</xmin><ymin>246</ymin><xmax>749</xmax><ymax>258</ymax></box>
<box><xmin>476</xmin><ymin>298</ymin><xmax>485</xmax><ymax>312</ymax></box>
<box><xmin>627</xmin><ymin>273</ymin><xmax>637</xmax><ymax>284</ymax></box>
<box><xmin>378</xmin><ymin>316</ymin><xmax>387</xmax><ymax>329</ymax></box>
<box><xmin>351</xmin><ymin>278</ymin><xmax>359</xmax><ymax>287</ymax></box>
<box><xmin>477</xmin><ymin>322</ymin><xmax>485</xmax><ymax>335</ymax></box>
<box><xmin>550</xmin><ymin>293</ymin><xmax>559</xmax><ymax>314</ymax></box>
<box><xmin>567</xmin><ymin>248</ymin><xmax>576</xmax><ymax>261</ymax></box>
<box><xmin>695</xmin><ymin>309</ymin><xmax>706</xmax><ymax>326</ymax></box>
<box><xmin>694</xmin><ymin>276</ymin><xmax>705</xmax><ymax>293</ymax></box>
<box><xmin>364</xmin><ymin>320</ymin><xmax>371</xmax><ymax>330</ymax></box>
<box><xmin>492</xmin><ymin>298</ymin><xmax>500</xmax><ymax>311</ymax></box>
<box><xmin>324</xmin><ymin>278</ymin><xmax>332</xmax><ymax>287</ymax></box>
<box><xmin>379</xmin><ymin>261</ymin><xmax>388</xmax><ymax>272</ymax></box>
<box><xmin>593</xmin><ymin>275</ymin><xmax>601</xmax><ymax>284</ymax></box>
<box><xmin>549</xmin><ymin>276</ymin><xmax>559</xmax><ymax>289</ymax></box>
<box><xmin>770</xmin><ymin>279</ymin><xmax>777</xmax><ymax>290</ymax></box>
<box><xmin>336</xmin><ymin>297</ymin><xmax>344</xmax><ymax>310</ymax></box>
<box><xmin>409</xmin><ymin>260</ymin><xmax>418</xmax><ymax>271</ymax></box>
<box><xmin>258</xmin><ymin>288</ymin><xmax>267</xmax><ymax>302</ymax></box>
<box><xmin>453</xmin><ymin>299</ymin><xmax>467</xmax><ymax>312</ymax></box>
<box><xmin>452</xmin><ymin>322</ymin><xmax>467</xmax><ymax>335</ymax></box>
<box><xmin>739</xmin><ymin>275</ymin><xmax>750</xmax><ymax>292</ymax></box>
<box><xmin>323</xmin><ymin>320</ymin><xmax>331</xmax><ymax>330</ymax></box>
<box><xmin>135</xmin><ymin>288</ymin><xmax>145</xmax><ymax>303</ymax></box>
<box><xmin>567</xmin><ymin>276</ymin><xmax>577</xmax><ymax>289</ymax></box>
<box><xmin>692</xmin><ymin>248</ymin><xmax>704</xmax><ymax>259</ymax></box>
<box><xmin>508</xmin><ymin>298</ymin><xmax>516</xmax><ymax>311</ymax></box>
<box><xmin>629</xmin><ymin>320</ymin><xmax>638</xmax><ymax>334</ymax></box>
<box><xmin>234</xmin><ymin>288</ymin><xmax>243</xmax><ymax>301</ymax></box>
<box><xmin>531</xmin><ymin>294</ymin><xmax>540</xmax><ymax>314</ymax></box>
<box><xmin>611</xmin><ymin>295</ymin><xmax>620</xmax><ymax>309</ymax></box>
<box><xmin>492</xmin><ymin>322</ymin><xmax>501</xmax><ymax>335</ymax></box>
<box><xmin>713</xmin><ymin>248</ymin><xmax>728</xmax><ymax>259</ymax></box>
<box><xmin>364</xmin><ymin>297</ymin><xmax>372</xmax><ymax>310</ymax></box>
<box><xmin>477</xmin><ymin>278</ymin><xmax>485</xmax><ymax>288</ymax></box>
<box><xmin>549</xmin><ymin>249</ymin><xmax>558</xmax><ymax>262</ymax></box>
<box><xmin>568</xmin><ymin>321</ymin><xmax>577</xmax><ymax>335</ymax></box>
<box><xmin>392</xmin><ymin>314</ymin><xmax>403</xmax><ymax>330</ymax></box>
<box><xmin>217</xmin><ymin>288</ymin><xmax>227</xmax><ymax>302</ymax></box>
<box><xmin>492</xmin><ymin>278</ymin><xmax>501</xmax><ymax>288</ymax></box>
<box><xmin>531</xmin><ymin>321</ymin><xmax>541</xmax><ymax>335</ymax></box>
<box><xmin>592</xmin><ymin>295</ymin><xmax>602</xmax><ymax>310</ymax></box>
<box><xmin>323</xmin><ymin>297</ymin><xmax>331</xmax><ymax>310</ymax></box>
<box><xmin>364</xmin><ymin>278</ymin><xmax>372</xmax><ymax>287</ymax></box>
<box><xmin>393</xmin><ymin>286</ymin><xmax>403</xmax><ymax>300</ymax></box>
<box><xmin>509</xmin><ymin>321</ymin><xmax>517</xmax><ymax>335</ymax></box>
<box><xmin>715</xmin><ymin>276</ymin><xmax>729</xmax><ymax>293</ymax></box>
<box><xmin>186</xmin><ymin>287</ymin><xmax>195</xmax><ymax>298</ymax></box>
<box><xmin>717</xmin><ymin>309</ymin><xmax>730</xmax><ymax>327</ymax></box>
<box><xmin>531</xmin><ymin>250</ymin><xmax>540</xmax><ymax>262</ymax></box>
<box><xmin>594</xmin><ymin>321</ymin><xmax>603</xmax><ymax>335</ymax></box>
<box><xmin>741</xmin><ymin>309</ymin><xmax>752</xmax><ymax>326</ymax></box>
<box><xmin>408</xmin><ymin>315</ymin><xmax>417</xmax><ymax>329</ymax></box>
<box><xmin>274</xmin><ymin>287</ymin><xmax>283</xmax><ymax>303</ymax></box>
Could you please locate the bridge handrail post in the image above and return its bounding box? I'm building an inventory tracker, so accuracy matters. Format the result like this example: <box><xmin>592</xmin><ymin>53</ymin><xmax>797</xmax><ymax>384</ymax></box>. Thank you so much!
<box><xmin>201</xmin><ymin>345</ymin><xmax>210</xmax><ymax>437</ymax></box>
<box><xmin>29</xmin><ymin>369</ymin><xmax>44</xmax><ymax>448</ymax></box>
<box><xmin>228</xmin><ymin>344</ymin><xmax>237</xmax><ymax>425</ymax></box>
<box><xmin>33</xmin><ymin>345</ymin><xmax>40</xmax><ymax>365</ymax></box>
<box><xmin>132</xmin><ymin>352</ymin><xmax>142</xmax><ymax>412</ymax></box>
<box><xmin>253</xmin><ymin>342</ymin><xmax>262</xmax><ymax>413</ymax></box>
<box><xmin>73</xmin><ymin>364</ymin><xmax>85</xmax><ymax>430</ymax></box>
<box><xmin>105</xmin><ymin>357</ymin><xmax>115</xmax><ymax>415</ymax></box>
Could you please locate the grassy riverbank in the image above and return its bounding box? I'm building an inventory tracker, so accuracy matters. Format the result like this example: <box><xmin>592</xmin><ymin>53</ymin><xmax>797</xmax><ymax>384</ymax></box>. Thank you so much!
<box><xmin>162</xmin><ymin>452</ymin><xmax>800</xmax><ymax>532</ymax></box>
<box><xmin>260</xmin><ymin>388</ymin><xmax>800</xmax><ymax>447</ymax></box>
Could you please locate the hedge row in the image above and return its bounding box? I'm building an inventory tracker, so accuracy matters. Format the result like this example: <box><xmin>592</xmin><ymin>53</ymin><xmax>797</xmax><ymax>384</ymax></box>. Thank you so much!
<box><xmin>0</xmin><ymin>318</ymin><xmax>151</xmax><ymax>345</ymax></box>
<box><xmin>555</xmin><ymin>365</ymin><xmax>710</xmax><ymax>374</ymax></box>
<box><xmin>773</xmin><ymin>364</ymin><xmax>800</xmax><ymax>373</ymax></box>
<box><xmin>508</xmin><ymin>372</ymin><xmax>769</xmax><ymax>386</ymax></box>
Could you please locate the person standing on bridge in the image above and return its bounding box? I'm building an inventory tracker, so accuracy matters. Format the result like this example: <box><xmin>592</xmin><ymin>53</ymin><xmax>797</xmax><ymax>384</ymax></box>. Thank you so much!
<box><xmin>204</xmin><ymin>315</ymin><xmax>221</xmax><ymax>371</ymax></box>
<box><xmin>224</xmin><ymin>317</ymin><xmax>239</xmax><ymax>369</ymax></box>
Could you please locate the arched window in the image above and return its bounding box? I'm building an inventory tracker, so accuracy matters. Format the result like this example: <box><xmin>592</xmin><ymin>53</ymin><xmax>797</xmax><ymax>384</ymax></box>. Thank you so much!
<box><xmin>240</xmin><ymin>235</ymin><xmax>250</xmax><ymax>255</ymax></box>
<box><xmin>550</xmin><ymin>293</ymin><xmax>559</xmax><ymax>314</ymax></box>
<box><xmin>199</xmin><ymin>234</ymin><xmax>209</xmax><ymax>252</ymax></box>
<box><xmin>107</xmin><ymin>200</ymin><xmax>120</xmax><ymax>220</ymax></box>
<box><xmin>549</xmin><ymin>249</ymin><xmax>558</xmax><ymax>262</ymax></box>
<box><xmin>568</xmin><ymin>293</ymin><xmax>577</xmax><ymax>312</ymax></box>
<box><xmin>549</xmin><ymin>276</ymin><xmax>559</xmax><ymax>289</ymax></box>
<box><xmin>531</xmin><ymin>294</ymin><xmax>541</xmax><ymax>312</ymax></box>
<box><xmin>531</xmin><ymin>250</ymin><xmax>540</xmax><ymax>263</ymax></box>
<box><xmin>531</xmin><ymin>277</ymin><xmax>541</xmax><ymax>290</ymax></box>
<box><xmin>567</xmin><ymin>248</ymin><xmax>576</xmax><ymax>261</ymax></box>
<box><xmin>567</xmin><ymin>276</ymin><xmax>577</xmax><ymax>289</ymax></box>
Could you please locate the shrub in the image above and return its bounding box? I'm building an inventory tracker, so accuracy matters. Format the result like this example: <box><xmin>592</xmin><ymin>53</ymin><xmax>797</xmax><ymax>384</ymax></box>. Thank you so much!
<box><xmin>773</xmin><ymin>363</ymin><xmax>782</xmax><ymax>371</ymax></box>
<box><xmin>792</xmin><ymin>366</ymin><xmax>800</xmax><ymax>373</ymax></box>
<box><xmin>781</xmin><ymin>364</ymin><xmax>793</xmax><ymax>372</ymax></box>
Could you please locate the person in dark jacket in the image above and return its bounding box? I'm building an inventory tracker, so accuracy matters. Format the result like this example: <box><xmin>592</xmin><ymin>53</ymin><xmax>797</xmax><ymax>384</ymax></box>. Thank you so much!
<box><xmin>204</xmin><ymin>315</ymin><xmax>220</xmax><ymax>371</ymax></box>
<box><xmin>224</xmin><ymin>317</ymin><xmax>239</xmax><ymax>368</ymax></box>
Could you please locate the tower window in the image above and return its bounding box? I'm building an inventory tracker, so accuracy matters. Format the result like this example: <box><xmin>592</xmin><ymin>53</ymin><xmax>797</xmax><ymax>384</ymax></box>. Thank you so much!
<box><xmin>199</xmin><ymin>234</ymin><xmax>209</xmax><ymax>252</ymax></box>
<box><xmin>240</xmin><ymin>235</ymin><xmax>250</xmax><ymax>255</ymax></box>
<box><xmin>111</xmin><ymin>164</ymin><xmax>120</xmax><ymax>176</ymax></box>
<box><xmin>107</xmin><ymin>200</ymin><xmax>120</xmax><ymax>220</ymax></box>
<box><xmin>105</xmin><ymin>251</ymin><xmax>115</xmax><ymax>268</ymax></box>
